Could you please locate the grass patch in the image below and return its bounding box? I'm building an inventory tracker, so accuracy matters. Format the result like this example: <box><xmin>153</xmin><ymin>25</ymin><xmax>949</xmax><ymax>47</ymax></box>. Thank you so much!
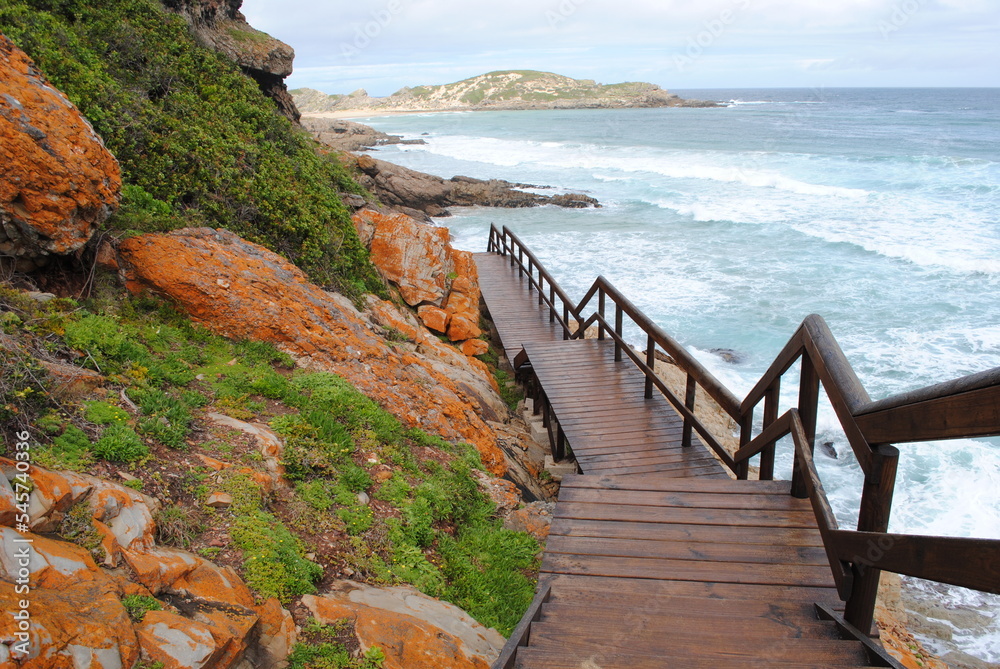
<box><xmin>122</xmin><ymin>594</ymin><xmax>163</xmax><ymax>623</ymax></box>
<box><xmin>288</xmin><ymin>619</ymin><xmax>385</xmax><ymax>669</ymax></box>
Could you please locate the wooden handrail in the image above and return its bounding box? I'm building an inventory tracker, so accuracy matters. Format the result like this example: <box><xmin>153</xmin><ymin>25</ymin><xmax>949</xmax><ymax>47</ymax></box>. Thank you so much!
<box><xmin>829</xmin><ymin>531</ymin><xmax>1000</xmax><ymax>594</ymax></box>
<box><xmin>789</xmin><ymin>409</ymin><xmax>853</xmax><ymax>600</ymax></box>
<box><xmin>732</xmin><ymin>409</ymin><xmax>794</xmax><ymax>464</ymax></box>
<box><xmin>854</xmin><ymin>377</ymin><xmax>1000</xmax><ymax>444</ymax></box>
<box><xmin>486</xmin><ymin>228</ymin><xmax>1000</xmax><ymax>640</ymax></box>
<box><xmin>491</xmin><ymin>581</ymin><xmax>552</xmax><ymax>669</ymax></box>
<box><xmin>489</xmin><ymin>225</ymin><xmax>581</xmax><ymax>339</ymax></box>
<box><xmin>574</xmin><ymin>276</ymin><xmax>743</xmax><ymax>420</ymax></box>
<box><xmin>578</xmin><ymin>310</ymin><xmax>738</xmax><ymax>470</ymax></box>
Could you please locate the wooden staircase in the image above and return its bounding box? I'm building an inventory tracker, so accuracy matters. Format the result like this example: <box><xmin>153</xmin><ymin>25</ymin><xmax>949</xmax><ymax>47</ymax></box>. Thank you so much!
<box><xmin>476</xmin><ymin>225</ymin><xmax>1000</xmax><ymax>669</ymax></box>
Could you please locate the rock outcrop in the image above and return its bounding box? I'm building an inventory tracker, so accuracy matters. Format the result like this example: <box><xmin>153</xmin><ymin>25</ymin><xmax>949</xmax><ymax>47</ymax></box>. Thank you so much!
<box><xmin>293</xmin><ymin>70</ymin><xmax>720</xmax><ymax>114</ymax></box>
<box><xmin>164</xmin><ymin>0</ymin><xmax>299</xmax><ymax>122</ymax></box>
<box><xmin>0</xmin><ymin>35</ymin><xmax>121</xmax><ymax>272</ymax></box>
<box><xmin>348</xmin><ymin>154</ymin><xmax>598</xmax><ymax>218</ymax></box>
<box><xmin>0</xmin><ymin>458</ymin><xmax>294</xmax><ymax>669</ymax></box>
<box><xmin>302</xmin><ymin>118</ymin><xmax>426</xmax><ymax>152</ymax></box>
<box><xmin>352</xmin><ymin>210</ymin><xmax>484</xmax><ymax>345</ymax></box>
<box><xmin>303</xmin><ymin>582</ymin><xmax>505</xmax><ymax>669</ymax></box>
<box><xmin>115</xmin><ymin>228</ymin><xmax>509</xmax><ymax>475</ymax></box>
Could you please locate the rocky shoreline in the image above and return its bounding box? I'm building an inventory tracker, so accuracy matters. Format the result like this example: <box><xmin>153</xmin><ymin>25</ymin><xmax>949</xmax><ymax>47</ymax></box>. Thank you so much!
<box><xmin>299</xmin><ymin>117</ymin><xmax>602</xmax><ymax>221</ymax></box>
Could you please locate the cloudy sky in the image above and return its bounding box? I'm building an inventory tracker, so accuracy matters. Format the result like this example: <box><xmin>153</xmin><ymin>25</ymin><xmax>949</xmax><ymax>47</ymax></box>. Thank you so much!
<box><xmin>240</xmin><ymin>0</ymin><xmax>999</xmax><ymax>95</ymax></box>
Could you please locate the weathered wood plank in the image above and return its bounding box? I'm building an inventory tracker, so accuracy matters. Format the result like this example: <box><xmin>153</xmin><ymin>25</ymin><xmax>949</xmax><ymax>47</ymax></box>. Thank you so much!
<box><xmin>543</xmin><ymin>534</ymin><xmax>831</xmax><ymax>566</ymax></box>
<box><xmin>548</xmin><ymin>517</ymin><xmax>825</xmax><ymax>547</ymax></box>
<box><xmin>540</xmin><ymin>552</ymin><xmax>837</xmax><ymax>586</ymax></box>
<box><xmin>556</xmin><ymin>486</ymin><xmax>814</xmax><ymax>511</ymax></box>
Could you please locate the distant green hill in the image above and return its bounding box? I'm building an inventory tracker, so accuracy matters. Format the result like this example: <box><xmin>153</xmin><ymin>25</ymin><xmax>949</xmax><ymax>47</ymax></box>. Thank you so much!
<box><xmin>293</xmin><ymin>70</ymin><xmax>717</xmax><ymax>114</ymax></box>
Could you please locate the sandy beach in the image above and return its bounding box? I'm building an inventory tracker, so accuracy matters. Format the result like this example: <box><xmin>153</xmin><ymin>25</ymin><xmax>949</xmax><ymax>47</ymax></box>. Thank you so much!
<box><xmin>303</xmin><ymin>108</ymin><xmax>458</xmax><ymax>121</ymax></box>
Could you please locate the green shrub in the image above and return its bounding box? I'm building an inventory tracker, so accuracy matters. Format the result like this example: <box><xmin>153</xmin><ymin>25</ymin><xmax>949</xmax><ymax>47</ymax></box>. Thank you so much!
<box><xmin>93</xmin><ymin>424</ymin><xmax>148</xmax><ymax>462</ymax></box>
<box><xmin>373</xmin><ymin>474</ymin><xmax>411</xmax><ymax>507</ymax></box>
<box><xmin>296</xmin><ymin>480</ymin><xmax>334</xmax><ymax>511</ymax></box>
<box><xmin>287</xmin><ymin>619</ymin><xmax>385</xmax><ymax>669</ymax></box>
<box><xmin>336</xmin><ymin>504</ymin><xmax>373</xmax><ymax>536</ymax></box>
<box><xmin>37</xmin><ymin>424</ymin><xmax>94</xmax><ymax>471</ymax></box>
<box><xmin>132</xmin><ymin>388</ymin><xmax>193</xmax><ymax>448</ymax></box>
<box><xmin>0</xmin><ymin>0</ymin><xmax>384</xmax><ymax>297</ymax></box>
<box><xmin>83</xmin><ymin>401</ymin><xmax>130</xmax><ymax>425</ymax></box>
<box><xmin>339</xmin><ymin>464</ymin><xmax>372</xmax><ymax>493</ymax></box>
<box><xmin>231</xmin><ymin>509</ymin><xmax>322</xmax><ymax>602</ymax></box>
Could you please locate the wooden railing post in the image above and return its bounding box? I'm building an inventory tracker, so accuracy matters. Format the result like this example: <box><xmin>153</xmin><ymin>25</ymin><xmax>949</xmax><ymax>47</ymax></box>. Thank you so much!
<box><xmin>791</xmin><ymin>355</ymin><xmax>820</xmax><ymax>498</ymax></box>
<box><xmin>597</xmin><ymin>288</ymin><xmax>606</xmax><ymax>340</ymax></box>
<box><xmin>527</xmin><ymin>257</ymin><xmax>534</xmax><ymax>291</ymax></box>
<box><xmin>736</xmin><ymin>412</ymin><xmax>753</xmax><ymax>479</ymax></box>
<box><xmin>614</xmin><ymin>304</ymin><xmax>623</xmax><ymax>362</ymax></box>
<box><xmin>845</xmin><ymin>444</ymin><xmax>900</xmax><ymax>633</ymax></box>
<box><xmin>681</xmin><ymin>374</ymin><xmax>696</xmax><ymax>447</ymax></box>
<box><xmin>760</xmin><ymin>380</ymin><xmax>781</xmax><ymax>480</ymax></box>
<box><xmin>644</xmin><ymin>335</ymin><xmax>655</xmax><ymax>399</ymax></box>
<box><xmin>549</xmin><ymin>285</ymin><xmax>556</xmax><ymax>323</ymax></box>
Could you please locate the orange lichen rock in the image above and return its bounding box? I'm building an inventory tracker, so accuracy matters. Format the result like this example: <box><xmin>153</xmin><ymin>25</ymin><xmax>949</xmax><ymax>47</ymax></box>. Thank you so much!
<box><xmin>118</xmin><ymin>228</ymin><xmax>507</xmax><ymax>475</ymax></box>
<box><xmin>303</xmin><ymin>583</ymin><xmax>505</xmax><ymax>669</ymax></box>
<box><xmin>418</xmin><ymin>304</ymin><xmax>451</xmax><ymax>333</ymax></box>
<box><xmin>0</xmin><ymin>35</ymin><xmax>121</xmax><ymax>270</ymax></box>
<box><xmin>0</xmin><ymin>459</ymin><xmax>290</xmax><ymax>669</ymax></box>
<box><xmin>352</xmin><ymin>210</ymin><xmax>486</xmax><ymax>355</ymax></box>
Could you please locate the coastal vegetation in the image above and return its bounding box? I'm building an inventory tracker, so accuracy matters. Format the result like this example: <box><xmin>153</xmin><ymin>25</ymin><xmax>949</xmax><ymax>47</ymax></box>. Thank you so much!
<box><xmin>0</xmin><ymin>0</ymin><xmax>383</xmax><ymax>298</ymax></box>
<box><xmin>0</xmin><ymin>3</ymin><xmax>546</xmax><ymax>659</ymax></box>
<box><xmin>0</xmin><ymin>282</ymin><xmax>539</xmax><ymax>634</ymax></box>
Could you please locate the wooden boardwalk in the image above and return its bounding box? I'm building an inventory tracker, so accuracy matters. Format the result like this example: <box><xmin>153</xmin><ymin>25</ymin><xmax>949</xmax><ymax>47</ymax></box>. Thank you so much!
<box><xmin>475</xmin><ymin>249</ymin><xmax>902</xmax><ymax>669</ymax></box>
<box><xmin>523</xmin><ymin>339</ymin><xmax>727</xmax><ymax>478</ymax></box>
<box><xmin>528</xmin><ymin>475</ymin><xmax>874</xmax><ymax>669</ymax></box>
<box><xmin>475</xmin><ymin>252</ymin><xmax>566</xmax><ymax>368</ymax></box>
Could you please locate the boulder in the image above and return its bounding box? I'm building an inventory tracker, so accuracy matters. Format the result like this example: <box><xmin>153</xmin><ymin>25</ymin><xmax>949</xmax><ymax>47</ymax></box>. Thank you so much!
<box><xmin>0</xmin><ymin>35</ymin><xmax>121</xmax><ymax>271</ymax></box>
<box><xmin>352</xmin><ymin>209</ymin><xmax>483</xmax><ymax>340</ymax></box>
<box><xmin>252</xmin><ymin>597</ymin><xmax>297</xmax><ymax>669</ymax></box>
<box><xmin>418</xmin><ymin>305</ymin><xmax>451</xmax><ymax>334</ymax></box>
<box><xmin>37</xmin><ymin>360</ymin><xmax>105</xmax><ymax>400</ymax></box>
<box><xmin>117</xmin><ymin>228</ymin><xmax>508</xmax><ymax>475</ymax></box>
<box><xmin>0</xmin><ymin>459</ymin><xmax>159</xmax><ymax>563</ymax></box>
<box><xmin>0</xmin><ymin>577</ymin><xmax>140</xmax><ymax>669</ymax></box>
<box><xmin>303</xmin><ymin>582</ymin><xmax>505</xmax><ymax>669</ymax></box>
<box><xmin>448</xmin><ymin>315</ymin><xmax>483</xmax><ymax>342</ymax></box>
<box><xmin>472</xmin><ymin>471</ymin><xmax>520</xmax><ymax>516</ymax></box>
<box><xmin>205</xmin><ymin>413</ymin><xmax>286</xmax><ymax>484</ymax></box>
<box><xmin>137</xmin><ymin>610</ymin><xmax>222</xmax><ymax>669</ymax></box>
<box><xmin>461</xmin><ymin>339</ymin><xmax>489</xmax><ymax>357</ymax></box>
<box><xmin>302</xmin><ymin>118</ymin><xmax>426</xmax><ymax>152</ymax></box>
<box><xmin>358</xmin><ymin>210</ymin><xmax>454</xmax><ymax>306</ymax></box>
<box><xmin>503</xmin><ymin>502</ymin><xmax>556</xmax><ymax>542</ymax></box>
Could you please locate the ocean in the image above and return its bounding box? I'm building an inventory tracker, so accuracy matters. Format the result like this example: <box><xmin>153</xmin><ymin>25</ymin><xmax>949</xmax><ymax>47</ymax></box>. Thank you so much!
<box><xmin>356</xmin><ymin>88</ymin><xmax>1000</xmax><ymax>664</ymax></box>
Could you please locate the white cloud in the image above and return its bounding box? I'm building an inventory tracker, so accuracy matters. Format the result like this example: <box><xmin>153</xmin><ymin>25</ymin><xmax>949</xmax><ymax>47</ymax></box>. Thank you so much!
<box><xmin>241</xmin><ymin>0</ymin><xmax>1000</xmax><ymax>92</ymax></box>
